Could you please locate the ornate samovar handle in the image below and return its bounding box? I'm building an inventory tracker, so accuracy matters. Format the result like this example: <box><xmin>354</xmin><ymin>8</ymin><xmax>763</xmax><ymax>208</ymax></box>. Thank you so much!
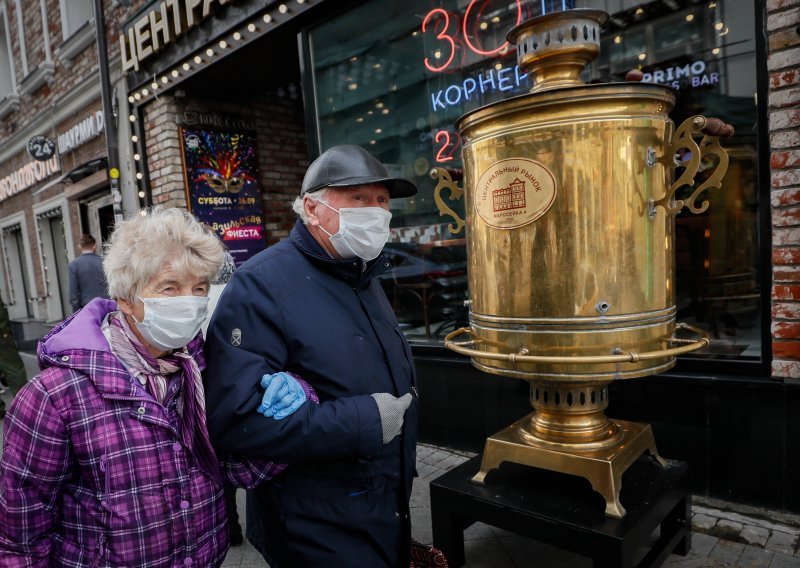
<box><xmin>431</xmin><ymin>167</ymin><xmax>466</xmax><ymax>235</ymax></box>
<box><xmin>650</xmin><ymin>115</ymin><xmax>734</xmax><ymax>217</ymax></box>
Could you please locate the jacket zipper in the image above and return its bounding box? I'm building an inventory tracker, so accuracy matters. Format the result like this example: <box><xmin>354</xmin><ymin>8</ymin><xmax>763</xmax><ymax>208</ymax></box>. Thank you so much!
<box><xmin>90</xmin><ymin>534</ymin><xmax>105</xmax><ymax>568</ymax></box>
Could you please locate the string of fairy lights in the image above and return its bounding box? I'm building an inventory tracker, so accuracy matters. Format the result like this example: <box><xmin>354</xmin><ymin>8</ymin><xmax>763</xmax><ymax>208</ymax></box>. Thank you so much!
<box><xmin>124</xmin><ymin>0</ymin><xmax>311</xmax><ymax>216</ymax></box>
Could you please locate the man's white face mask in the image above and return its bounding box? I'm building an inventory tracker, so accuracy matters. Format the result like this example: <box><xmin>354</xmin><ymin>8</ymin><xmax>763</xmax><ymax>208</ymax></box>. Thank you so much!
<box><xmin>317</xmin><ymin>200</ymin><xmax>392</xmax><ymax>261</ymax></box>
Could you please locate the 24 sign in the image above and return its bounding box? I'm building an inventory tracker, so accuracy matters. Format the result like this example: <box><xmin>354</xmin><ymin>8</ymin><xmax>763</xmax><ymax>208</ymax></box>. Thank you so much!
<box><xmin>26</xmin><ymin>135</ymin><xmax>57</xmax><ymax>162</ymax></box>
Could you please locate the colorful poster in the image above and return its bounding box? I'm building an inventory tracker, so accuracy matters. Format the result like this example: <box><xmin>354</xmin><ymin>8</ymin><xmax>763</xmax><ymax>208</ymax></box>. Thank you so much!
<box><xmin>181</xmin><ymin>129</ymin><xmax>265</xmax><ymax>266</ymax></box>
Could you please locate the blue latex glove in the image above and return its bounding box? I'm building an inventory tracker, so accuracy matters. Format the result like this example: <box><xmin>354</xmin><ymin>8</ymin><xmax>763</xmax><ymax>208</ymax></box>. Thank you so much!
<box><xmin>257</xmin><ymin>372</ymin><xmax>307</xmax><ymax>420</ymax></box>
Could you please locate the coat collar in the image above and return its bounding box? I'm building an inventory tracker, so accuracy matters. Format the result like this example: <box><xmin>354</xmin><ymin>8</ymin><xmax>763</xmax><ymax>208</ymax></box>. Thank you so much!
<box><xmin>38</xmin><ymin>298</ymin><xmax>204</xmax><ymax>397</ymax></box>
<box><xmin>289</xmin><ymin>219</ymin><xmax>389</xmax><ymax>288</ymax></box>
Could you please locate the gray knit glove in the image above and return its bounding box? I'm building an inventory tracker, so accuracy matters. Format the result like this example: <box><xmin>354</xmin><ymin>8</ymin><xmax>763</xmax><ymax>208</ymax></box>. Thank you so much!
<box><xmin>371</xmin><ymin>393</ymin><xmax>413</xmax><ymax>444</ymax></box>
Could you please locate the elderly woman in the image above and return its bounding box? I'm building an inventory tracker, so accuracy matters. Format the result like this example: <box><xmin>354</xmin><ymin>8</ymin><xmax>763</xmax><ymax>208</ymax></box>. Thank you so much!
<box><xmin>0</xmin><ymin>208</ymin><xmax>313</xmax><ymax>567</ymax></box>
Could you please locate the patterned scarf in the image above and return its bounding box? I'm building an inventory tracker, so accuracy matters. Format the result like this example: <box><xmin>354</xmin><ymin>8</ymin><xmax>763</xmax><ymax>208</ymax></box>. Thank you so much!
<box><xmin>102</xmin><ymin>311</ymin><xmax>222</xmax><ymax>485</ymax></box>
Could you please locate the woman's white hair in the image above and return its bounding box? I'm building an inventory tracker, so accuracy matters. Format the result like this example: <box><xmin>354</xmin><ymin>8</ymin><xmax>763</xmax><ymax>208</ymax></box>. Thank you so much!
<box><xmin>292</xmin><ymin>187</ymin><xmax>331</xmax><ymax>224</ymax></box>
<box><xmin>103</xmin><ymin>207</ymin><xmax>225</xmax><ymax>303</ymax></box>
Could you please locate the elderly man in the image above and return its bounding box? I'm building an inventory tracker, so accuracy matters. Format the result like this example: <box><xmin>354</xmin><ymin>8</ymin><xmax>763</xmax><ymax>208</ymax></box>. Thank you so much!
<box><xmin>203</xmin><ymin>145</ymin><xmax>419</xmax><ymax>567</ymax></box>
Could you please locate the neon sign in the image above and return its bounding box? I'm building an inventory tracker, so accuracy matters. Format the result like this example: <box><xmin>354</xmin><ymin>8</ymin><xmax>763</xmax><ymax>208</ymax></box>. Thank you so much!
<box><xmin>422</xmin><ymin>9</ymin><xmax>456</xmax><ymax>73</ymax></box>
<box><xmin>434</xmin><ymin>129</ymin><xmax>461</xmax><ymax>163</ymax></box>
<box><xmin>641</xmin><ymin>60</ymin><xmax>719</xmax><ymax>90</ymax></box>
<box><xmin>430</xmin><ymin>65</ymin><xmax>528</xmax><ymax>112</ymax></box>
<box><xmin>420</xmin><ymin>1</ymin><xmax>577</xmax><ymax>163</ymax></box>
<box><xmin>422</xmin><ymin>1</ymin><xmax>523</xmax><ymax>74</ymax></box>
<box><xmin>422</xmin><ymin>1</ymin><xmax>530</xmax><ymax>164</ymax></box>
<box><xmin>462</xmin><ymin>1</ymin><xmax>522</xmax><ymax>57</ymax></box>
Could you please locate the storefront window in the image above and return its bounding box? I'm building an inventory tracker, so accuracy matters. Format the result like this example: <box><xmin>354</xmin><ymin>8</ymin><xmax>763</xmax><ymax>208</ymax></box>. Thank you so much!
<box><xmin>306</xmin><ymin>0</ymin><xmax>761</xmax><ymax>361</ymax></box>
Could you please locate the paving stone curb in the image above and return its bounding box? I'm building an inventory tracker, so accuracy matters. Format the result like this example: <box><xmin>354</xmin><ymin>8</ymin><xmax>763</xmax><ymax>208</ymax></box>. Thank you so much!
<box><xmin>692</xmin><ymin>503</ymin><xmax>800</xmax><ymax>556</ymax></box>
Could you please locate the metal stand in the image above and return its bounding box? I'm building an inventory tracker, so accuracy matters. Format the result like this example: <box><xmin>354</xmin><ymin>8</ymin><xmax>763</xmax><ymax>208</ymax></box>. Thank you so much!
<box><xmin>472</xmin><ymin>416</ymin><xmax>666</xmax><ymax>518</ymax></box>
<box><xmin>432</xmin><ymin>455</ymin><xmax>691</xmax><ymax>568</ymax></box>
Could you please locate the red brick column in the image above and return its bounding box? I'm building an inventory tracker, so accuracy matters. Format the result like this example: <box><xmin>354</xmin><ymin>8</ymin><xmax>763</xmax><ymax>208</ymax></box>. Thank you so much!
<box><xmin>768</xmin><ymin>0</ymin><xmax>800</xmax><ymax>378</ymax></box>
<box><xmin>253</xmin><ymin>97</ymin><xmax>309</xmax><ymax>245</ymax></box>
<box><xmin>143</xmin><ymin>96</ymin><xmax>187</xmax><ymax>208</ymax></box>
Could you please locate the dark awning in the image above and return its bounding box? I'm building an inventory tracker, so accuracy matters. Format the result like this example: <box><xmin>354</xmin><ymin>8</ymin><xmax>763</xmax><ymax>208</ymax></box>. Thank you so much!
<box><xmin>62</xmin><ymin>156</ymin><xmax>107</xmax><ymax>184</ymax></box>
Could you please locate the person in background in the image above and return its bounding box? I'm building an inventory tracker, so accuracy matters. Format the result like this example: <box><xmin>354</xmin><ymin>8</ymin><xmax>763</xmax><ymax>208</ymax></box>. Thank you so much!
<box><xmin>0</xmin><ymin>208</ymin><xmax>313</xmax><ymax>566</ymax></box>
<box><xmin>0</xmin><ymin>290</ymin><xmax>27</xmax><ymax>420</ymax></box>
<box><xmin>204</xmin><ymin>145</ymin><xmax>419</xmax><ymax>567</ymax></box>
<box><xmin>68</xmin><ymin>233</ymin><xmax>109</xmax><ymax>312</ymax></box>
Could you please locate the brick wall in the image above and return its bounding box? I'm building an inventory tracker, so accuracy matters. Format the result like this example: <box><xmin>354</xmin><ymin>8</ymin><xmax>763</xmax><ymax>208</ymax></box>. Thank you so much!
<box><xmin>21</xmin><ymin>0</ymin><xmax>45</xmax><ymax>71</ymax></box>
<box><xmin>254</xmin><ymin>96</ymin><xmax>309</xmax><ymax>245</ymax></box>
<box><xmin>768</xmin><ymin>0</ymin><xmax>800</xmax><ymax>378</ymax></box>
<box><xmin>0</xmin><ymin>2</ymin><xmax>95</xmax><ymax>141</ymax></box>
<box><xmin>143</xmin><ymin>96</ymin><xmax>186</xmax><ymax>208</ymax></box>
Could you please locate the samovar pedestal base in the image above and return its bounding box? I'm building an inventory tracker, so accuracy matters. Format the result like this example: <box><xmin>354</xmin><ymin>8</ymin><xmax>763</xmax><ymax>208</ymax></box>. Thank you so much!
<box><xmin>471</xmin><ymin>415</ymin><xmax>666</xmax><ymax>518</ymax></box>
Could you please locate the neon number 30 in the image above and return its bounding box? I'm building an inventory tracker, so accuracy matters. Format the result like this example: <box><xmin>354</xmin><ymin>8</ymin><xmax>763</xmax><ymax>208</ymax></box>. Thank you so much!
<box><xmin>435</xmin><ymin>131</ymin><xmax>458</xmax><ymax>162</ymax></box>
<box><xmin>422</xmin><ymin>9</ymin><xmax>456</xmax><ymax>73</ymax></box>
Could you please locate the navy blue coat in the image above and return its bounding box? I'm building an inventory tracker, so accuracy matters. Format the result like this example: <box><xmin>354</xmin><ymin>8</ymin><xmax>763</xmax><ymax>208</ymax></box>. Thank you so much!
<box><xmin>203</xmin><ymin>220</ymin><xmax>418</xmax><ymax>568</ymax></box>
<box><xmin>67</xmin><ymin>253</ymin><xmax>108</xmax><ymax>311</ymax></box>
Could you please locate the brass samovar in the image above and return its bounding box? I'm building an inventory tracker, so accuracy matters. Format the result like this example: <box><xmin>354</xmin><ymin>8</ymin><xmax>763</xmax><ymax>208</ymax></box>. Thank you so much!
<box><xmin>433</xmin><ymin>9</ymin><xmax>732</xmax><ymax>518</ymax></box>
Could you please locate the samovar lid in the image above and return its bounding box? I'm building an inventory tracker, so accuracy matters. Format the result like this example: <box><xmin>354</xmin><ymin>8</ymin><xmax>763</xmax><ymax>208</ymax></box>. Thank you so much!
<box><xmin>507</xmin><ymin>9</ymin><xmax>609</xmax><ymax>94</ymax></box>
<box><xmin>456</xmin><ymin>8</ymin><xmax>676</xmax><ymax>133</ymax></box>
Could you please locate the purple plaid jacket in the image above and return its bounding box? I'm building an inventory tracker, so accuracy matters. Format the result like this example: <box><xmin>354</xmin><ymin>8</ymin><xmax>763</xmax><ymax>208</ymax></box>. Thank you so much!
<box><xmin>0</xmin><ymin>299</ymin><xmax>314</xmax><ymax>568</ymax></box>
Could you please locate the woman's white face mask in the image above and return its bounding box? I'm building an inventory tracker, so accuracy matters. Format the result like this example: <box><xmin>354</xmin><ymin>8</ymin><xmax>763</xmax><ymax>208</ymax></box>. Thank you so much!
<box><xmin>317</xmin><ymin>200</ymin><xmax>392</xmax><ymax>261</ymax></box>
<box><xmin>133</xmin><ymin>295</ymin><xmax>209</xmax><ymax>351</ymax></box>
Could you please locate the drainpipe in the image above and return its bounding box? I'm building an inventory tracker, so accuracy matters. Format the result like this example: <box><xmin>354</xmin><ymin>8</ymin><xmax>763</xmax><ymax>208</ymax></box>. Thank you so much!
<box><xmin>92</xmin><ymin>0</ymin><xmax>125</xmax><ymax>223</ymax></box>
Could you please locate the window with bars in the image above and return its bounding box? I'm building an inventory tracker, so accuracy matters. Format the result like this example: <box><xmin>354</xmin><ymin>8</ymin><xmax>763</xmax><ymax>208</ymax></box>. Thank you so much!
<box><xmin>1</xmin><ymin>224</ymin><xmax>33</xmax><ymax>318</ymax></box>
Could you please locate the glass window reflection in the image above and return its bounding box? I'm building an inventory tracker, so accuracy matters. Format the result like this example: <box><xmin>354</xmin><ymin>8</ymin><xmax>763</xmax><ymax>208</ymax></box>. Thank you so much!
<box><xmin>307</xmin><ymin>0</ymin><xmax>761</xmax><ymax>360</ymax></box>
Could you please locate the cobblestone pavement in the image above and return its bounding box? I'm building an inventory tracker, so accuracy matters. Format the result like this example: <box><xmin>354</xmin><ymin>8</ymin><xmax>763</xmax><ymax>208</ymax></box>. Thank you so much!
<box><xmin>2</xmin><ymin>379</ymin><xmax>800</xmax><ymax>567</ymax></box>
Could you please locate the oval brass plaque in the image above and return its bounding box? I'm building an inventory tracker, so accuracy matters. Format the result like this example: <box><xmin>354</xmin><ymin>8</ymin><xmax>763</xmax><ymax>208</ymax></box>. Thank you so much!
<box><xmin>474</xmin><ymin>158</ymin><xmax>557</xmax><ymax>230</ymax></box>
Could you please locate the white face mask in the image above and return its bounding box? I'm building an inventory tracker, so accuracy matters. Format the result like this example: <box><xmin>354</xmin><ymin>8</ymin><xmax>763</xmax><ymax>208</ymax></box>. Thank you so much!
<box><xmin>133</xmin><ymin>296</ymin><xmax>209</xmax><ymax>351</ymax></box>
<box><xmin>317</xmin><ymin>201</ymin><xmax>392</xmax><ymax>261</ymax></box>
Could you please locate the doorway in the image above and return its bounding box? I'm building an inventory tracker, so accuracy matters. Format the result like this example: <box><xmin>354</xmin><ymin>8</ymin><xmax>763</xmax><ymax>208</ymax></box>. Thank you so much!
<box><xmin>34</xmin><ymin>205</ymin><xmax>73</xmax><ymax>321</ymax></box>
<box><xmin>49</xmin><ymin>216</ymin><xmax>70</xmax><ymax>316</ymax></box>
<box><xmin>80</xmin><ymin>191</ymin><xmax>115</xmax><ymax>250</ymax></box>
<box><xmin>1</xmin><ymin>224</ymin><xmax>34</xmax><ymax>319</ymax></box>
